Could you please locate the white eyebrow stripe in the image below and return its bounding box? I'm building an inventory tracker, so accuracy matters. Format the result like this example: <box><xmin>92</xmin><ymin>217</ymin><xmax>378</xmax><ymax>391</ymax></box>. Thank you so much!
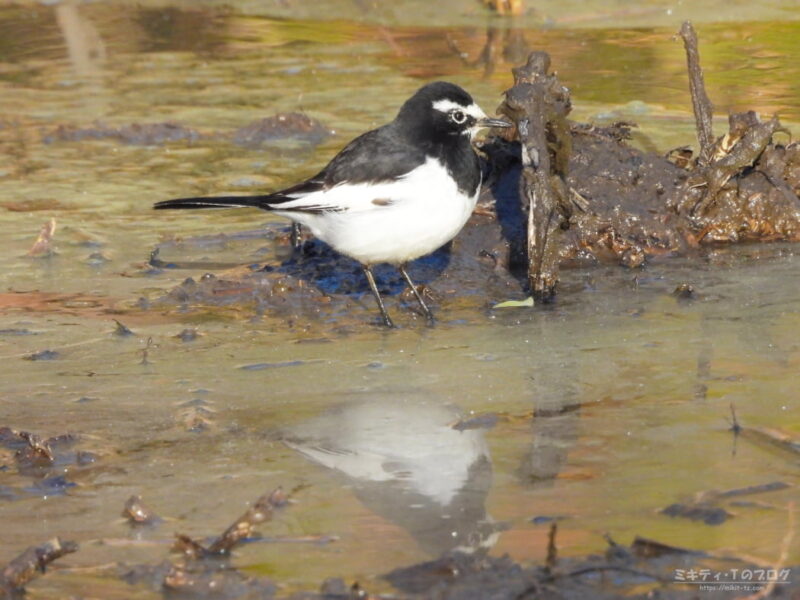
<box><xmin>431</xmin><ymin>99</ymin><xmax>488</xmax><ymax>120</ymax></box>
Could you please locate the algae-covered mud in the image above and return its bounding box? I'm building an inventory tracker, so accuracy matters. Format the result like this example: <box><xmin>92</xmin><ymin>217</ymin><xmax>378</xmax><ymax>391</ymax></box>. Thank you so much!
<box><xmin>1</xmin><ymin>2</ymin><xmax>799</xmax><ymax>598</ymax></box>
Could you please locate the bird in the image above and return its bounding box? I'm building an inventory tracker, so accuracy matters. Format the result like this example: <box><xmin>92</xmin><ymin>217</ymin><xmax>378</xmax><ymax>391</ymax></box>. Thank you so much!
<box><xmin>154</xmin><ymin>81</ymin><xmax>511</xmax><ymax>327</ymax></box>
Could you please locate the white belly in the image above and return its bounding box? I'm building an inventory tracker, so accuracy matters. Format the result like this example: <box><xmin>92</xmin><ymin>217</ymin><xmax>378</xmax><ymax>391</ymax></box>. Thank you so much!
<box><xmin>276</xmin><ymin>158</ymin><xmax>479</xmax><ymax>265</ymax></box>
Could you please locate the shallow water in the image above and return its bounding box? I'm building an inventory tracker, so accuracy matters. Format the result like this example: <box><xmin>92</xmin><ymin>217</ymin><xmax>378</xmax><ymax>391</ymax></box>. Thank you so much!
<box><xmin>1</xmin><ymin>2</ymin><xmax>799</xmax><ymax>597</ymax></box>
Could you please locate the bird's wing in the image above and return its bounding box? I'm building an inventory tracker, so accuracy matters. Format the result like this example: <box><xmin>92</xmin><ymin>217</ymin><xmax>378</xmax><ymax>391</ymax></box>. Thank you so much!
<box><xmin>317</xmin><ymin>126</ymin><xmax>426</xmax><ymax>188</ymax></box>
<box><xmin>263</xmin><ymin>126</ymin><xmax>427</xmax><ymax>213</ymax></box>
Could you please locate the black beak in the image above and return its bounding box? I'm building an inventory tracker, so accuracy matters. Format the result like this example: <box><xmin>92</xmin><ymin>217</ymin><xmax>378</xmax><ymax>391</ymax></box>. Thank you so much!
<box><xmin>478</xmin><ymin>117</ymin><xmax>513</xmax><ymax>129</ymax></box>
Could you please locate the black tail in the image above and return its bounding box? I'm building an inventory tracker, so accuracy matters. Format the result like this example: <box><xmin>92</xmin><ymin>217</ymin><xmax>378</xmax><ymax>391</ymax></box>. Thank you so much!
<box><xmin>154</xmin><ymin>195</ymin><xmax>274</xmax><ymax>210</ymax></box>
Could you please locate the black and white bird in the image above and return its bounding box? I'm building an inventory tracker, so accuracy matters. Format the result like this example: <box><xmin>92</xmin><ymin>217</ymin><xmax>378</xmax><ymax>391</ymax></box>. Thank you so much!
<box><xmin>154</xmin><ymin>82</ymin><xmax>511</xmax><ymax>327</ymax></box>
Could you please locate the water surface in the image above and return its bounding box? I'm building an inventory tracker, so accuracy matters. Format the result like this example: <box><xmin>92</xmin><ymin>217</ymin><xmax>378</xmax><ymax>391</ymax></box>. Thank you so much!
<box><xmin>0</xmin><ymin>2</ymin><xmax>798</xmax><ymax>597</ymax></box>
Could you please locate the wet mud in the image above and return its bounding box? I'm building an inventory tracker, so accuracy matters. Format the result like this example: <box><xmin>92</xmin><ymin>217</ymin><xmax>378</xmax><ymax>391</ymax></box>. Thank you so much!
<box><xmin>144</xmin><ymin>214</ymin><xmax>520</xmax><ymax>327</ymax></box>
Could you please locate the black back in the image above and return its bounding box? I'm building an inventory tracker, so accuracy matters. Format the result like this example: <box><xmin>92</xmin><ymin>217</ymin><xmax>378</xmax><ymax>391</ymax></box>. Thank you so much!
<box><xmin>154</xmin><ymin>81</ymin><xmax>482</xmax><ymax>212</ymax></box>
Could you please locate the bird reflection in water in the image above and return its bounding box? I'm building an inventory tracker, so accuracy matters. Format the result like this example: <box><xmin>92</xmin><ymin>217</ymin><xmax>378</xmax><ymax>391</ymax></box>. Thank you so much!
<box><xmin>283</xmin><ymin>397</ymin><xmax>499</xmax><ymax>556</ymax></box>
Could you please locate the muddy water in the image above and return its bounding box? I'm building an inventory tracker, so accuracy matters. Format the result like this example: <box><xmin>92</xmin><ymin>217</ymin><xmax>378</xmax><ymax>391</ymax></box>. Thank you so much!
<box><xmin>1</xmin><ymin>3</ymin><xmax>799</xmax><ymax>597</ymax></box>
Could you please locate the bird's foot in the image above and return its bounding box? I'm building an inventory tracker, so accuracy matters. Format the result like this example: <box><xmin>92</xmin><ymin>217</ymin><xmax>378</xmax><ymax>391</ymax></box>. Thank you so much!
<box><xmin>401</xmin><ymin>283</ymin><xmax>437</xmax><ymax>324</ymax></box>
<box><xmin>290</xmin><ymin>223</ymin><xmax>303</xmax><ymax>250</ymax></box>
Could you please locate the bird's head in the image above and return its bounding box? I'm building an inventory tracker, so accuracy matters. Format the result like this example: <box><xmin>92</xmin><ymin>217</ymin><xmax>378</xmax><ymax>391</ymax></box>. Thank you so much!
<box><xmin>396</xmin><ymin>81</ymin><xmax>511</xmax><ymax>143</ymax></box>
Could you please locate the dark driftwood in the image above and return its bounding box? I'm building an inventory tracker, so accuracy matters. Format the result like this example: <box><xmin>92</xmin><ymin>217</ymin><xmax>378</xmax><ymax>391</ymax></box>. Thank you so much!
<box><xmin>174</xmin><ymin>487</ymin><xmax>288</xmax><ymax>558</ymax></box>
<box><xmin>499</xmin><ymin>51</ymin><xmax>572</xmax><ymax>301</ymax></box>
<box><xmin>1</xmin><ymin>538</ymin><xmax>78</xmax><ymax>593</ymax></box>
<box><xmin>679</xmin><ymin>21</ymin><xmax>715</xmax><ymax>166</ymax></box>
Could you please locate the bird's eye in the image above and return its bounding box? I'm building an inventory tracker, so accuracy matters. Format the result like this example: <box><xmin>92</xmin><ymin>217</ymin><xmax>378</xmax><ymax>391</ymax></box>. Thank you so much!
<box><xmin>450</xmin><ymin>110</ymin><xmax>467</xmax><ymax>124</ymax></box>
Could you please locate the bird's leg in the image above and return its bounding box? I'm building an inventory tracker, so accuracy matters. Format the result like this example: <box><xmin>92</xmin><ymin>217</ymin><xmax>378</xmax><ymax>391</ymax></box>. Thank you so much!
<box><xmin>399</xmin><ymin>263</ymin><xmax>434</xmax><ymax>324</ymax></box>
<box><xmin>290</xmin><ymin>223</ymin><xmax>302</xmax><ymax>250</ymax></box>
<box><xmin>362</xmin><ymin>265</ymin><xmax>394</xmax><ymax>328</ymax></box>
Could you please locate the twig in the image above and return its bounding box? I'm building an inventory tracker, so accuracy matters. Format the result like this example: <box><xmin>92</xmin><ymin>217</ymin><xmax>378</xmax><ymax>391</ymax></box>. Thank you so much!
<box><xmin>1</xmin><ymin>538</ymin><xmax>78</xmax><ymax>593</ymax></box>
<box><xmin>140</xmin><ymin>336</ymin><xmax>155</xmax><ymax>365</ymax></box>
<box><xmin>728</xmin><ymin>402</ymin><xmax>741</xmax><ymax>457</ymax></box>
<box><xmin>174</xmin><ymin>487</ymin><xmax>289</xmax><ymax>558</ymax></box>
<box><xmin>729</xmin><ymin>403</ymin><xmax>741</xmax><ymax>432</ymax></box>
<box><xmin>252</xmin><ymin>534</ymin><xmax>339</xmax><ymax>545</ymax></box>
<box><xmin>716</xmin><ymin>481</ymin><xmax>789</xmax><ymax>499</ymax></box>
<box><xmin>207</xmin><ymin>488</ymin><xmax>287</xmax><ymax>554</ymax></box>
<box><xmin>679</xmin><ymin>21</ymin><xmax>715</xmax><ymax>166</ymax></box>
<box><xmin>561</xmin><ymin>564</ymin><xmax>663</xmax><ymax>582</ymax></box>
<box><xmin>16</xmin><ymin>431</ymin><xmax>55</xmax><ymax>464</ymax></box>
<box><xmin>27</xmin><ymin>218</ymin><xmax>57</xmax><ymax>257</ymax></box>
<box><xmin>545</xmin><ymin>523</ymin><xmax>558</xmax><ymax>570</ymax></box>
<box><xmin>740</xmin><ymin>426</ymin><xmax>800</xmax><ymax>457</ymax></box>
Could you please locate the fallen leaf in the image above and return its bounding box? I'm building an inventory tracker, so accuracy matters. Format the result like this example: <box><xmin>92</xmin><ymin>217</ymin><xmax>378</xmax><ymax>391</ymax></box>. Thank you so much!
<box><xmin>493</xmin><ymin>297</ymin><xmax>534</xmax><ymax>309</ymax></box>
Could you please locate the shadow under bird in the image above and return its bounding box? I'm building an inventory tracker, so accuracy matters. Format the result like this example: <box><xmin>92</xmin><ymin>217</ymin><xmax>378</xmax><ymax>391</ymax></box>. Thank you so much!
<box><xmin>154</xmin><ymin>81</ymin><xmax>511</xmax><ymax>327</ymax></box>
